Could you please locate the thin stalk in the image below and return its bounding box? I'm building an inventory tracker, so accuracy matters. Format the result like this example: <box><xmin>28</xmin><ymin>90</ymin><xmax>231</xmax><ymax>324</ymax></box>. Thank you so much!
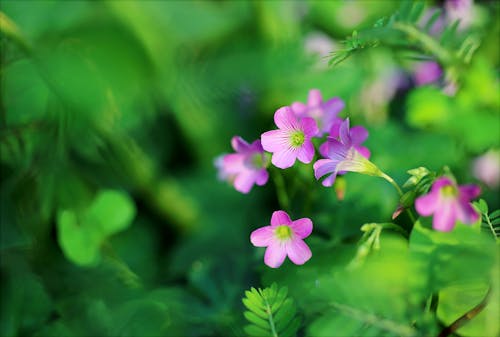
<box><xmin>380</xmin><ymin>172</ymin><xmax>417</xmax><ymax>224</ymax></box>
<box><xmin>392</xmin><ymin>22</ymin><xmax>454</xmax><ymax>65</ymax></box>
<box><xmin>483</xmin><ymin>212</ymin><xmax>497</xmax><ymax>239</ymax></box>
<box><xmin>438</xmin><ymin>287</ymin><xmax>492</xmax><ymax>337</ymax></box>
<box><xmin>262</xmin><ymin>296</ymin><xmax>278</xmax><ymax>337</ymax></box>
<box><xmin>272</xmin><ymin>169</ymin><xmax>289</xmax><ymax>211</ymax></box>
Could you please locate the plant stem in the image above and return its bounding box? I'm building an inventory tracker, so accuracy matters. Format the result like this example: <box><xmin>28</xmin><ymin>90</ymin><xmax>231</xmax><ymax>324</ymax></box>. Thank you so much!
<box><xmin>392</xmin><ymin>22</ymin><xmax>454</xmax><ymax>65</ymax></box>
<box><xmin>272</xmin><ymin>169</ymin><xmax>289</xmax><ymax>211</ymax></box>
<box><xmin>380</xmin><ymin>172</ymin><xmax>417</xmax><ymax>224</ymax></box>
<box><xmin>483</xmin><ymin>211</ymin><xmax>497</xmax><ymax>240</ymax></box>
<box><xmin>262</xmin><ymin>297</ymin><xmax>278</xmax><ymax>337</ymax></box>
<box><xmin>437</xmin><ymin>286</ymin><xmax>492</xmax><ymax>337</ymax></box>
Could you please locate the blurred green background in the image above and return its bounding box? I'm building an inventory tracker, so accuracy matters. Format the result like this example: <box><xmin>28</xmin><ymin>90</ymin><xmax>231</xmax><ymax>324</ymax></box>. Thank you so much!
<box><xmin>1</xmin><ymin>1</ymin><xmax>499</xmax><ymax>336</ymax></box>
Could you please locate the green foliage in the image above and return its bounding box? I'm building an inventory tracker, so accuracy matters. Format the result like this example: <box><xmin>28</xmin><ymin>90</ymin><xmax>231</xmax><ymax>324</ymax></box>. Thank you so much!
<box><xmin>242</xmin><ymin>283</ymin><xmax>301</xmax><ymax>337</ymax></box>
<box><xmin>56</xmin><ymin>190</ymin><xmax>136</xmax><ymax>266</ymax></box>
<box><xmin>329</xmin><ymin>0</ymin><xmax>480</xmax><ymax>68</ymax></box>
<box><xmin>473</xmin><ymin>199</ymin><xmax>500</xmax><ymax>239</ymax></box>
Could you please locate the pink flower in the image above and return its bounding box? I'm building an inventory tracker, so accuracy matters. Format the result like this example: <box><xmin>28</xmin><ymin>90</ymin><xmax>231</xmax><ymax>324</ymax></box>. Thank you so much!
<box><xmin>319</xmin><ymin>118</ymin><xmax>371</xmax><ymax>159</ymax></box>
<box><xmin>250</xmin><ymin>210</ymin><xmax>312</xmax><ymax>268</ymax></box>
<box><xmin>290</xmin><ymin>89</ymin><xmax>345</xmax><ymax>136</ymax></box>
<box><xmin>414</xmin><ymin>61</ymin><xmax>443</xmax><ymax>86</ymax></box>
<box><xmin>216</xmin><ymin>136</ymin><xmax>269</xmax><ymax>194</ymax></box>
<box><xmin>415</xmin><ymin>177</ymin><xmax>481</xmax><ymax>232</ymax></box>
<box><xmin>472</xmin><ymin>150</ymin><xmax>500</xmax><ymax>189</ymax></box>
<box><xmin>314</xmin><ymin>118</ymin><xmax>380</xmax><ymax>187</ymax></box>
<box><xmin>261</xmin><ymin>107</ymin><xmax>318</xmax><ymax>169</ymax></box>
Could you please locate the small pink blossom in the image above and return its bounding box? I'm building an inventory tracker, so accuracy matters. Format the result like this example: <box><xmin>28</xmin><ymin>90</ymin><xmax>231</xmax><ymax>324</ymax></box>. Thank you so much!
<box><xmin>261</xmin><ymin>107</ymin><xmax>318</xmax><ymax>169</ymax></box>
<box><xmin>215</xmin><ymin>136</ymin><xmax>269</xmax><ymax>194</ymax></box>
<box><xmin>314</xmin><ymin>118</ymin><xmax>380</xmax><ymax>187</ymax></box>
<box><xmin>415</xmin><ymin>177</ymin><xmax>481</xmax><ymax>232</ymax></box>
<box><xmin>290</xmin><ymin>89</ymin><xmax>345</xmax><ymax>136</ymax></box>
<box><xmin>250</xmin><ymin>210</ymin><xmax>313</xmax><ymax>268</ymax></box>
<box><xmin>472</xmin><ymin>150</ymin><xmax>500</xmax><ymax>189</ymax></box>
<box><xmin>414</xmin><ymin>61</ymin><xmax>443</xmax><ymax>86</ymax></box>
<box><xmin>319</xmin><ymin>118</ymin><xmax>371</xmax><ymax>159</ymax></box>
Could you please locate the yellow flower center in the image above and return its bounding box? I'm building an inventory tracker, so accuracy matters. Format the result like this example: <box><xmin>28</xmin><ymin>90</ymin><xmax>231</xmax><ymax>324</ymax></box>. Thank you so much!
<box><xmin>441</xmin><ymin>185</ymin><xmax>457</xmax><ymax>197</ymax></box>
<box><xmin>275</xmin><ymin>225</ymin><xmax>293</xmax><ymax>240</ymax></box>
<box><xmin>290</xmin><ymin>131</ymin><xmax>305</xmax><ymax>147</ymax></box>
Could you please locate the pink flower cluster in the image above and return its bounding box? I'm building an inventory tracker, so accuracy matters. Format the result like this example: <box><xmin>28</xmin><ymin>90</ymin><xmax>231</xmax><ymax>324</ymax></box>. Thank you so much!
<box><xmin>215</xmin><ymin>89</ymin><xmax>482</xmax><ymax>268</ymax></box>
<box><xmin>216</xmin><ymin>89</ymin><xmax>371</xmax><ymax>193</ymax></box>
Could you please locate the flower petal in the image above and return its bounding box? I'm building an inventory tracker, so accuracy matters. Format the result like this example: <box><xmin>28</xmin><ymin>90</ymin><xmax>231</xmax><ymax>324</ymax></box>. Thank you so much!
<box><xmin>249</xmin><ymin>139</ymin><xmax>264</xmax><ymax>152</ymax></box>
<box><xmin>314</xmin><ymin>159</ymin><xmax>338</xmax><ymax>180</ymax></box>
<box><xmin>432</xmin><ymin>177</ymin><xmax>454</xmax><ymax>191</ymax></box>
<box><xmin>250</xmin><ymin>226</ymin><xmax>274</xmax><ymax>247</ymax></box>
<box><xmin>290</xmin><ymin>218</ymin><xmax>313</xmax><ymax>239</ymax></box>
<box><xmin>255</xmin><ymin>169</ymin><xmax>269</xmax><ymax>186</ymax></box>
<box><xmin>261</xmin><ymin>130</ymin><xmax>290</xmax><ymax>152</ymax></box>
<box><xmin>339</xmin><ymin>118</ymin><xmax>351</xmax><ymax>146</ymax></box>
<box><xmin>291</xmin><ymin>102</ymin><xmax>307</xmax><ymax>117</ymax></box>
<box><xmin>323</xmin><ymin>97</ymin><xmax>345</xmax><ymax>115</ymax></box>
<box><xmin>223</xmin><ymin>153</ymin><xmax>245</xmax><ymax>173</ymax></box>
<box><xmin>301</xmin><ymin>117</ymin><xmax>319</xmax><ymax>137</ymax></box>
<box><xmin>319</xmin><ymin>141</ymin><xmax>329</xmax><ymax>158</ymax></box>
<box><xmin>271</xmin><ymin>210</ymin><xmax>292</xmax><ymax>226</ymax></box>
<box><xmin>272</xmin><ymin>148</ymin><xmax>298</xmax><ymax>169</ymax></box>
<box><xmin>307</xmin><ymin>89</ymin><xmax>323</xmax><ymax>107</ymax></box>
<box><xmin>459</xmin><ymin>185</ymin><xmax>481</xmax><ymax>200</ymax></box>
<box><xmin>264</xmin><ymin>243</ymin><xmax>287</xmax><ymax>268</ymax></box>
<box><xmin>274</xmin><ymin>106</ymin><xmax>298</xmax><ymax>130</ymax></box>
<box><xmin>231</xmin><ymin>136</ymin><xmax>250</xmax><ymax>153</ymax></box>
<box><xmin>456</xmin><ymin>201</ymin><xmax>480</xmax><ymax>225</ymax></box>
<box><xmin>415</xmin><ymin>191</ymin><xmax>440</xmax><ymax>216</ymax></box>
<box><xmin>355</xmin><ymin>145</ymin><xmax>371</xmax><ymax>159</ymax></box>
<box><xmin>350</xmin><ymin>126</ymin><xmax>369</xmax><ymax>145</ymax></box>
<box><xmin>321</xmin><ymin>173</ymin><xmax>337</xmax><ymax>187</ymax></box>
<box><xmin>286</xmin><ymin>239</ymin><xmax>312</xmax><ymax>265</ymax></box>
<box><xmin>297</xmin><ymin>141</ymin><xmax>314</xmax><ymax>164</ymax></box>
<box><xmin>327</xmin><ymin>138</ymin><xmax>349</xmax><ymax>160</ymax></box>
<box><xmin>234</xmin><ymin>171</ymin><xmax>257</xmax><ymax>194</ymax></box>
<box><xmin>432</xmin><ymin>201</ymin><xmax>457</xmax><ymax>232</ymax></box>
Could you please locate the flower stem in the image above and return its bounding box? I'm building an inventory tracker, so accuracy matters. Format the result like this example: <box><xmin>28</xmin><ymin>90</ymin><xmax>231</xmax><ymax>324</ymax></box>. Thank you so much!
<box><xmin>272</xmin><ymin>169</ymin><xmax>289</xmax><ymax>211</ymax></box>
<box><xmin>380</xmin><ymin>172</ymin><xmax>417</xmax><ymax>224</ymax></box>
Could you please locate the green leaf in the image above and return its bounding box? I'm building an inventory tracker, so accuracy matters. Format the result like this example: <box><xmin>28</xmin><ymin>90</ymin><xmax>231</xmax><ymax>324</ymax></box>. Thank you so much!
<box><xmin>242</xmin><ymin>283</ymin><xmax>300</xmax><ymax>337</ymax></box>
<box><xmin>474</xmin><ymin>199</ymin><xmax>488</xmax><ymax>214</ymax></box>
<box><xmin>57</xmin><ymin>189</ymin><xmax>136</xmax><ymax>266</ymax></box>
<box><xmin>244</xmin><ymin>311</ymin><xmax>269</xmax><ymax>330</ymax></box>
<box><xmin>244</xmin><ymin>324</ymin><xmax>271</xmax><ymax>337</ymax></box>
<box><xmin>437</xmin><ymin>281</ymin><xmax>499</xmax><ymax>337</ymax></box>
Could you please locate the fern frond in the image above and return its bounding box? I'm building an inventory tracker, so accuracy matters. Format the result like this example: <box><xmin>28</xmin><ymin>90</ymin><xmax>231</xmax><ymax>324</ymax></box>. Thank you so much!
<box><xmin>242</xmin><ymin>283</ymin><xmax>301</xmax><ymax>337</ymax></box>
<box><xmin>473</xmin><ymin>199</ymin><xmax>500</xmax><ymax>239</ymax></box>
<box><xmin>329</xmin><ymin>0</ymin><xmax>479</xmax><ymax>68</ymax></box>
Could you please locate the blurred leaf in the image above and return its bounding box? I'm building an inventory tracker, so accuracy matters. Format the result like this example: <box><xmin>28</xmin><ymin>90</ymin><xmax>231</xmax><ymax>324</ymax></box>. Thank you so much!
<box><xmin>57</xmin><ymin>190</ymin><xmax>136</xmax><ymax>266</ymax></box>
<box><xmin>437</xmin><ymin>281</ymin><xmax>499</xmax><ymax>337</ymax></box>
<box><xmin>0</xmin><ymin>257</ymin><xmax>52</xmax><ymax>337</ymax></box>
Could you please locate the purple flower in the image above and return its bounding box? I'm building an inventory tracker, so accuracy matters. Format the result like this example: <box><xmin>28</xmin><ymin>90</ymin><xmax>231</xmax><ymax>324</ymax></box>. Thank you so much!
<box><xmin>319</xmin><ymin>118</ymin><xmax>371</xmax><ymax>159</ymax></box>
<box><xmin>472</xmin><ymin>150</ymin><xmax>500</xmax><ymax>189</ymax></box>
<box><xmin>250</xmin><ymin>210</ymin><xmax>312</xmax><ymax>268</ymax></box>
<box><xmin>415</xmin><ymin>177</ymin><xmax>481</xmax><ymax>232</ymax></box>
<box><xmin>261</xmin><ymin>107</ymin><xmax>318</xmax><ymax>169</ymax></box>
<box><xmin>216</xmin><ymin>136</ymin><xmax>269</xmax><ymax>194</ymax></box>
<box><xmin>414</xmin><ymin>61</ymin><xmax>443</xmax><ymax>86</ymax></box>
<box><xmin>290</xmin><ymin>89</ymin><xmax>345</xmax><ymax>136</ymax></box>
<box><xmin>314</xmin><ymin>118</ymin><xmax>380</xmax><ymax>187</ymax></box>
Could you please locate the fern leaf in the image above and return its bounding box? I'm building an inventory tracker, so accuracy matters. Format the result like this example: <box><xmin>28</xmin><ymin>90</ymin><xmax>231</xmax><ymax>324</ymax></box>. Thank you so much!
<box><xmin>475</xmin><ymin>199</ymin><xmax>500</xmax><ymax>239</ymax></box>
<box><xmin>242</xmin><ymin>283</ymin><xmax>301</xmax><ymax>337</ymax></box>
<box><xmin>424</xmin><ymin>9</ymin><xmax>443</xmax><ymax>33</ymax></box>
<box><xmin>409</xmin><ymin>1</ymin><xmax>425</xmax><ymax>23</ymax></box>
